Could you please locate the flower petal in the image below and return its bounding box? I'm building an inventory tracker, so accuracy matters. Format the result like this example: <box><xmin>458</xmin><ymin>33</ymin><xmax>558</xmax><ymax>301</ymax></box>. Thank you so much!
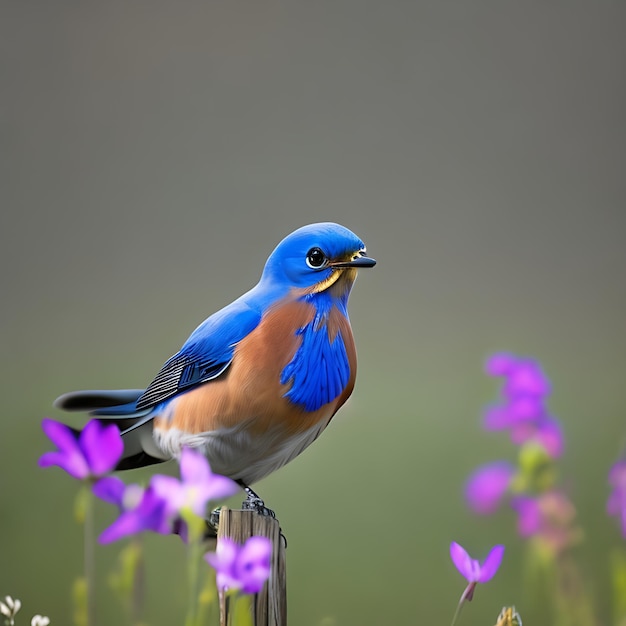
<box><xmin>483</xmin><ymin>405</ymin><xmax>514</xmax><ymax>430</ymax></box>
<box><xmin>206</xmin><ymin>538</ymin><xmax>240</xmax><ymax>590</ymax></box>
<box><xmin>206</xmin><ymin>537</ymin><xmax>238</xmax><ymax>571</ymax></box>
<box><xmin>204</xmin><ymin>474</ymin><xmax>240</xmax><ymax>502</ymax></box>
<box><xmin>93</xmin><ymin>476</ymin><xmax>126</xmax><ymax>506</ymax></box>
<box><xmin>180</xmin><ymin>447</ymin><xmax>210</xmax><ymax>484</ymax></box>
<box><xmin>151</xmin><ymin>475</ymin><xmax>183</xmax><ymax>512</ymax></box>
<box><xmin>237</xmin><ymin>537</ymin><xmax>272</xmax><ymax>593</ymax></box>
<box><xmin>511</xmin><ymin>496</ymin><xmax>542</xmax><ymax>537</ymax></box>
<box><xmin>465</xmin><ymin>462</ymin><xmax>514</xmax><ymax>515</ymax></box>
<box><xmin>504</xmin><ymin>358</ymin><xmax>550</xmax><ymax>397</ymax></box>
<box><xmin>536</xmin><ymin>417</ymin><xmax>564</xmax><ymax>458</ymax></box>
<box><xmin>38</xmin><ymin>450</ymin><xmax>89</xmax><ymax>480</ymax></box>
<box><xmin>607</xmin><ymin>490</ymin><xmax>621</xmax><ymax>516</ymax></box>
<box><xmin>157</xmin><ymin>450</ymin><xmax>239</xmax><ymax>517</ymax></box>
<box><xmin>81</xmin><ymin>420</ymin><xmax>123</xmax><ymax>476</ymax></box>
<box><xmin>509</xmin><ymin>395</ymin><xmax>545</xmax><ymax>421</ymax></box>
<box><xmin>477</xmin><ymin>544</ymin><xmax>505</xmax><ymax>582</ymax></box>
<box><xmin>485</xmin><ymin>353</ymin><xmax>516</xmax><ymax>376</ymax></box>
<box><xmin>41</xmin><ymin>418</ymin><xmax>79</xmax><ymax>452</ymax></box>
<box><xmin>98</xmin><ymin>487</ymin><xmax>169</xmax><ymax>543</ymax></box>
<box><xmin>214</xmin><ymin>571</ymin><xmax>237</xmax><ymax>591</ymax></box>
<box><xmin>39</xmin><ymin>419</ymin><xmax>90</xmax><ymax>479</ymax></box>
<box><xmin>609</xmin><ymin>461</ymin><xmax>626</xmax><ymax>487</ymax></box>
<box><xmin>99</xmin><ymin>510</ymin><xmax>145</xmax><ymax>544</ymax></box>
<box><xmin>450</xmin><ymin>542</ymin><xmax>473</xmax><ymax>581</ymax></box>
<box><xmin>240</xmin><ymin>536</ymin><xmax>272</xmax><ymax>562</ymax></box>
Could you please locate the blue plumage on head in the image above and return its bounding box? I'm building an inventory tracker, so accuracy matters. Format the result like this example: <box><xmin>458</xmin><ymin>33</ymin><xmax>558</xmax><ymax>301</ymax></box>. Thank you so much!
<box><xmin>261</xmin><ymin>222</ymin><xmax>366</xmax><ymax>290</ymax></box>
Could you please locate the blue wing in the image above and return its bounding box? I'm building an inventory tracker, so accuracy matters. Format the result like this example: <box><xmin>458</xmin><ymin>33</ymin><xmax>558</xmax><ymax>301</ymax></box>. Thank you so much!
<box><xmin>136</xmin><ymin>301</ymin><xmax>261</xmax><ymax>410</ymax></box>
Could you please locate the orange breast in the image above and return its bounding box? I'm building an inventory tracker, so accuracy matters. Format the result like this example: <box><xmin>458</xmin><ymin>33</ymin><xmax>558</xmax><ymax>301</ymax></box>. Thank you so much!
<box><xmin>157</xmin><ymin>297</ymin><xmax>357</xmax><ymax>440</ymax></box>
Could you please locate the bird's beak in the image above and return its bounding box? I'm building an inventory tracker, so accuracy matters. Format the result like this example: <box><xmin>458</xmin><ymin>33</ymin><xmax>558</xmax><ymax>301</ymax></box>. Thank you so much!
<box><xmin>331</xmin><ymin>255</ymin><xmax>377</xmax><ymax>269</ymax></box>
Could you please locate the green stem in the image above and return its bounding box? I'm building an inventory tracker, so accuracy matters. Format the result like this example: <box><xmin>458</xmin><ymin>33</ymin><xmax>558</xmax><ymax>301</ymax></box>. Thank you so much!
<box><xmin>196</xmin><ymin>568</ymin><xmax>218</xmax><ymax>626</ymax></box>
<box><xmin>83</xmin><ymin>484</ymin><xmax>96</xmax><ymax>626</ymax></box>
<box><xmin>184</xmin><ymin>514</ymin><xmax>205</xmax><ymax>626</ymax></box>
<box><xmin>450</xmin><ymin>583</ymin><xmax>475</xmax><ymax>626</ymax></box>
<box><xmin>131</xmin><ymin>537</ymin><xmax>145</xmax><ymax>626</ymax></box>
<box><xmin>185</xmin><ymin>542</ymin><xmax>200</xmax><ymax>626</ymax></box>
<box><xmin>231</xmin><ymin>591</ymin><xmax>254</xmax><ymax>626</ymax></box>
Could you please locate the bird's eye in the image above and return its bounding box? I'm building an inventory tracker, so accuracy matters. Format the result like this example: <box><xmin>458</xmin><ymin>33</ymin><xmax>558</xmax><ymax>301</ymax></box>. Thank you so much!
<box><xmin>306</xmin><ymin>247</ymin><xmax>327</xmax><ymax>269</ymax></box>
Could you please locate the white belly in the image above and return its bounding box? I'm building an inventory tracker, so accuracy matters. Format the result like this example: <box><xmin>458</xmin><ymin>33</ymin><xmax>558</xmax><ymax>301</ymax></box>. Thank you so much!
<box><xmin>153</xmin><ymin>417</ymin><xmax>330</xmax><ymax>485</ymax></box>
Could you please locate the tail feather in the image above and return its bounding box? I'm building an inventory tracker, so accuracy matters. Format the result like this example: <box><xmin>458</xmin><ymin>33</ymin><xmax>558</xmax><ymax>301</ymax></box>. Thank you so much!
<box><xmin>92</xmin><ymin>401</ymin><xmax>151</xmax><ymax>417</ymax></box>
<box><xmin>116</xmin><ymin>450</ymin><xmax>167</xmax><ymax>471</ymax></box>
<box><xmin>54</xmin><ymin>389</ymin><xmax>145</xmax><ymax>412</ymax></box>
<box><xmin>54</xmin><ymin>389</ymin><xmax>170</xmax><ymax>471</ymax></box>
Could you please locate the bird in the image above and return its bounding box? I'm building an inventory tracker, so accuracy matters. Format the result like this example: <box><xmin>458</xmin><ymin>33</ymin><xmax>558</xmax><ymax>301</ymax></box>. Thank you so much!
<box><xmin>54</xmin><ymin>222</ymin><xmax>376</xmax><ymax>512</ymax></box>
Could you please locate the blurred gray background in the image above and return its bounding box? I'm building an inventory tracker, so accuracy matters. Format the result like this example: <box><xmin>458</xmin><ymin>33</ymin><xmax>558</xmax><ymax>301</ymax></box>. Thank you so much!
<box><xmin>2</xmin><ymin>1</ymin><xmax>625</xmax><ymax>624</ymax></box>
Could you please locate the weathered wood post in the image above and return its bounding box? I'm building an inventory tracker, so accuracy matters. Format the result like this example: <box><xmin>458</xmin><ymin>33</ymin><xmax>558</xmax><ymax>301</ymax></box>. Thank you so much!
<box><xmin>217</xmin><ymin>507</ymin><xmax>287</xmax><ymax>626</ymax></box>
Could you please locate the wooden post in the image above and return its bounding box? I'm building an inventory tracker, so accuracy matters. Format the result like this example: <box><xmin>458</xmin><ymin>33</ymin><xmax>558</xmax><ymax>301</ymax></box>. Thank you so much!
<box><xmin>217</xmin><ymin>507</ymin><xmax>287</xmax><ymax>626</ymax></box>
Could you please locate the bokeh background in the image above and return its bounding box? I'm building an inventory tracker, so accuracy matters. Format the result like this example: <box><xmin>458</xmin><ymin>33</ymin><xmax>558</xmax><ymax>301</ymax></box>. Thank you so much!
<box><xmin>2</xmin><ymin>1</ymin><xmax>625</xmax><ymax>624</ymax></box>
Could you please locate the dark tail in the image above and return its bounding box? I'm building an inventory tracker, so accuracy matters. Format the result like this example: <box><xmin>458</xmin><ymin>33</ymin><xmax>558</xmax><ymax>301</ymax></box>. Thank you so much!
<box><xmin>54</xmin><ymin>389</ymin><xmax>169</xmax><ymax>470</ymax></box>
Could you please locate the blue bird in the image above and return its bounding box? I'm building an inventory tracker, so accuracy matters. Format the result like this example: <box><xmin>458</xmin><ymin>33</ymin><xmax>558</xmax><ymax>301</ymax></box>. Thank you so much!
<box><xmin>55</xmin><ymin>222</ymin><xmax>375</xmax><ymax>509</ymax></box>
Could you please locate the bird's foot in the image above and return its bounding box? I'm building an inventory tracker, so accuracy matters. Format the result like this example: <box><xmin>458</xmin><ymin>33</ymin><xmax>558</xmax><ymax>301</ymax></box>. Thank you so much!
<box><xmin>241</xmin><ymin>485</ymin><xmax>276</xmax><ymax>518</ymax></box>
<box><xmin>204</xmin><ymin>507</ymin><xmax>222</xmax><ymax>538</ymax></box>
<box><xmin>208</xmin><ymin>490</ymin><xmax>287</xmax><ymax>547</ymax></box>
<box><xmin>240</xmin><ymin>486</ymin><xmax>287</xmax><ymax>546</ymax></box>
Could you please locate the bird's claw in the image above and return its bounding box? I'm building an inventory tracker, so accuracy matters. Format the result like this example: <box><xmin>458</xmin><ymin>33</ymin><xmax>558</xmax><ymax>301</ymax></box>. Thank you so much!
<box><xmin>240</xmin><ymin>496</ymin><xmax>288</xmax><ymax>547</ymax></box>
<box><xmin>205</xmin><ymin>507</ymin><xmax>221</xmax><ymax>536</ymax></box>
<box><xmin>240</xmin><ymin>490</ymin><xmax>287</xmax><ymax>546</ymax></box>
<box><xmin>206</xmin><ymin>504</ymin><xmax>287</xmax><ymax>547</ymax></box>
<box><xmin>238</xmin><ymin>484</ymin><xmax>275</xmax><ymax>517</ymax></box>
<box><xmin>241</xmin><ymin>494</ymin><xmax>276</xmax><ymax>518</ymax></box>
<box><xmin>200</xmin><ymin>508</ymin><xmax>221</xmax><ymax>539</ymax></box>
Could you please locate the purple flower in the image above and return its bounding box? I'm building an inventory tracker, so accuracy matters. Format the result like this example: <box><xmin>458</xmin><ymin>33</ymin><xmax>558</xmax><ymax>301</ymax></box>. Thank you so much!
<box><xmin>512</xmin><ymin>491</ymin><xmax>580</xmax><ymax>554</ymax></box>
<box><xmin>39</xmin><ymin>418</ymin><xmax>123</xmax><ymax>480</ymax></box>
<box><xmin>93</xmin><ymin>449</ymin><xmax>239</xmax><ymax>543</ymax></box>
<box><xmin>465</xmin><ymin>462</ymin><xmax>515</xmax><ymax>515</ymax></box>
<box><xmin>503</xmin><ymin>358</ymin><xmax>550</xmax><ymax>398</ymax></box>
<box><xmin>93</xmin><ymin>475</ymin><xmax>128</xmax><ymax>506</ymax></box>
<box><xmin>511</xmin><ymin>496</ymin><xmax>542</xmax><ymax>537</ymax></box>
<box><xmin>483</xmin><ymin>399</ymin><xmax>547</xmax><ymax>432</ymax></box>
<box><xmin>93</xmin><ymin>478</ymin><xmax>171</xmax><ymax>543</ymax></box>
<box><xmin>151</xmin><ymin>447</ymin><xmax>239</xmax><ymax>517</ymax></box>
<box><xmin>482</xmin><ymin>404</ymin><xmax>513</xmax><ymax>430</ymax></box>
<box><xmin>450</xmin><ymin>542</ymin><xmax>504</xmax><ymax>587</ymax></box>
<box><xmin>510</xmin><ymin>416</ymin><xmax>564</xmax><ymax>458</ymax></box>
<box><xmin>482</xmin><ymin>354</ymin><xmax>563</xmax><ymax>459</ymax></box>
<box><xmin>607</xmin><ymin>460</ymin><xmax>626</xmax><ymax>537</ymax></box>
<box><xmin>206</xmin><ymin>536</ymin><xmax>272</xmax><ymax>594</ymax></box>
<box><xmin>487</xmin><ymin>353</ymin><xmax>549</xmax><ymax>395</ymax></box>
<box><xmin>484</xmin><ymin>352</ymin><xmax>519</xmax><ymax>376</ymax></box>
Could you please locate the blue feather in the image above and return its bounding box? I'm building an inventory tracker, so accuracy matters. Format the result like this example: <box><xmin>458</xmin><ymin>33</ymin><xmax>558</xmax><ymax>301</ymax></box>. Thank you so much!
<box><xmin>54</xmin><ymin>222</ymin><xmax>374</xmax><ymax>481</ymax></box>
<box><xmin>136</xmin><ymin>301</ymin><xmax>263</xmax><ymax>409</ymax></box>
<box><xmin>280</xmin><ymin>294</ymin><xmax>351</xmax><ymax>412</ymax></box>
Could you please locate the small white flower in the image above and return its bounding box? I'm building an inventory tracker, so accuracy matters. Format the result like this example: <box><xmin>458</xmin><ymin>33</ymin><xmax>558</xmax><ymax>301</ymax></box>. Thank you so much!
<box><xmin>31</xmin><ymin>615</ymin><xmax>51</xmax><ymax>626</ymax></box>
<box><xmin>0</xmin><ymin>595</ymin><xmax>21</xmax><ymax>620</ymax></box>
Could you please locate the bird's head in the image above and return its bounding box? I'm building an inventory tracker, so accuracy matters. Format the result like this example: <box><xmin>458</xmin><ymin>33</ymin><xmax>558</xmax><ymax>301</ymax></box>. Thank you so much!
<box><xmin>261</xmin><ymin>222</ymin><xmax>376</xmax><ymax>296</ymax></box>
